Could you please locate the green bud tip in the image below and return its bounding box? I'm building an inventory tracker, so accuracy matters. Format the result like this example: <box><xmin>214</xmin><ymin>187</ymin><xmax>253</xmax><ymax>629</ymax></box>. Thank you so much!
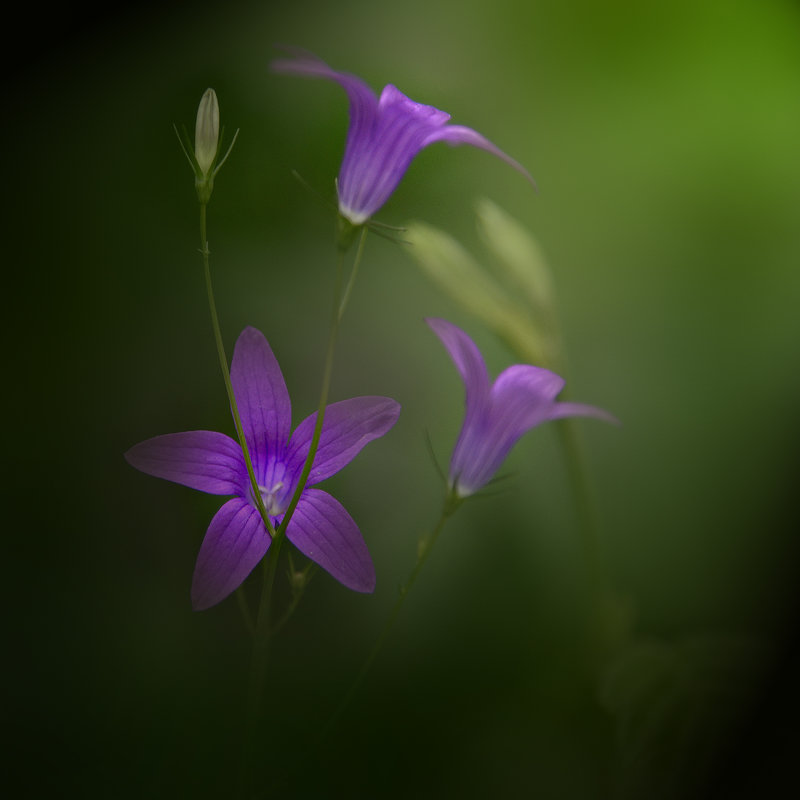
<box><xmin>195</xmin><ymin>88</ymin><xmax>219</xmax><ymax>176</ymax></box>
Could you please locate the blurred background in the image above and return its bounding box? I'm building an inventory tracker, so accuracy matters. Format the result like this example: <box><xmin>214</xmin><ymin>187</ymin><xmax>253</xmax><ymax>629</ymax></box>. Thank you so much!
<box><xmin>6</xmin><ymin>0</ymin><xmax>800</xmax><ymax>797</ymax></box>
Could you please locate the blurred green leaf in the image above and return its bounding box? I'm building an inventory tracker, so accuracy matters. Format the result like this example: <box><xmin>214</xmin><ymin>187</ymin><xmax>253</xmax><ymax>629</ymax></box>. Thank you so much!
<box><xmin>404</xmin><ymin>204</ymin><xmax>562</xmax><ymax>368</ymax></box>
<box><xmin>475</xmin><ymin>197</ymin><xmax>556</xmax><ymax>318</ymax></box>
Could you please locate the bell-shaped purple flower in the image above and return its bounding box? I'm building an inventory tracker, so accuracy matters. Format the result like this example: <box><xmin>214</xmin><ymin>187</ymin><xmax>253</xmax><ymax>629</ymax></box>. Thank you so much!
<box><xmin>271</xmin><ymin>49</ymin><xmax>535</xmax><ymax>225</ymax></box>
<box><xmin>428</xmin><ymin>318</ymin><xmax>616</xmax><ymax>497</ymax></box>
<box><xmin>125</xmin><ymin>326</ymin><xmax>400</xmax><ymax>610</ymax></box>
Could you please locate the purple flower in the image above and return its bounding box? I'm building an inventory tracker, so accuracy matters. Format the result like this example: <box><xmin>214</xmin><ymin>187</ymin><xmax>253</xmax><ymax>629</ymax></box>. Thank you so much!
<box><xmin>125</xmin><ymin>326</ymin><xmax>400</xmax><ymax>610</ymax></box>
<box><xmin>271</xmin><ymin>49</ymin><xmax>535</xmax><ymax>225</ymax></box>
<box><xmin>428</xmin><ymin>318</ymin><xmax>616</xmax><ymax>497</ymax></box>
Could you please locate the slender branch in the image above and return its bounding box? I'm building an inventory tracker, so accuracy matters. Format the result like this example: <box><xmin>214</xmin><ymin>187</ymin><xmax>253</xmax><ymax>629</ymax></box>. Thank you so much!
<box><xmin>277</xmin><ymin>228</ymin><xmax>369</xmax><ymax>539</ymax></box>
<box><xmin>338</xmin><ymin>227</ymin><xmax>368</xmax><ymax>321</ymax></box>
<box><xmin>270</xmin><ymin>565</ymin><xmax>318</xmax><ymax>637</ymax></box>
<box><xmin>247</xmin><ymin>534</ymin><xmax>285</xmax><ymax>717</ymax></box>
<box><xmin>199</xmin><ymin>202</ymin><xmax>275</xmax><ymax>537</ymax></box>
<box><xmin>243</xmin><ymin>225</ymin><xmax>369</xmax><ymax>782</ymax></box>
<box><xmin>554</xmin><ymin>415</ymin><xmax>605</xmax><ymax>593</ymax></box>
<box><xmin>322</xmin><ymin>491</ymin><xmax>462</xmax><ymax>738</ymax></box>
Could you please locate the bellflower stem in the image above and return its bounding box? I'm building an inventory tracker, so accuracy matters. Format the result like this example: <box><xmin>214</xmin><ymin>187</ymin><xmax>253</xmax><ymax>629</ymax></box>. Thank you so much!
<box><xmin>323</xmin><ymin>490</ymin><xmax>463</xmax><ymax>738</ymax></box>
<box><xmin>247</xmin><ymin>534</ymin><xmax>285</xmax><ymax>716</ymax></box>
<box><xmin>556</xmin><ymin>416</ymin><xmax>602</xmax><ymax>582</ymax></box>
<box><xmin>555</xmin><ymin>415</ymin><xmax>625</xmax><ymax>661</ymax></box>
<box><xmin>244</xmin><ymin>226</ymin><xmax>369</xmax><ymax>763</ymax></box>
<box><xmin>240</xmin><ymin>534</ymin><xmax>283</xmax><ymax>795</ymax></box>
<box><xmin>240</xmin><ymin>227</ymin><xmax>372</xmax><ymax>794</ymax></box>
<box><xmin>199</xmin><ymin>201</ymin><xmax>276</xmax><ymax>537</ymax></box>
<box><xmin>277</xmin><ymin>226</ymin><xmax>368</xmax><ymax>538</ymax></box>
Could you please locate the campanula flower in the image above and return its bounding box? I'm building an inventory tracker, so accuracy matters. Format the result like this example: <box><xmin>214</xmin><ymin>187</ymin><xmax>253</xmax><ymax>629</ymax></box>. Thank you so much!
<box><xmin>271</xmin><ymin>49</ymin><xmax>535</xmax><ymax>225</ymax></box>
<box><xmin>125</xmin><ymin>326</ymin><xmax>400</xmax><ymax>609</ymax></box>
<box><xmin>428</xmin><ymin>318</ymin><xmax>616</xmax><ymax>497</ymax></box>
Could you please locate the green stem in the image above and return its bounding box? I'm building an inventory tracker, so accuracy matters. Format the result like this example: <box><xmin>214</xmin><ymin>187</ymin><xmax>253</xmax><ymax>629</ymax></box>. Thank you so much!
<box><xmin>247</xmin><ymin>534</ymin><xmax>285</xmax><ymax>717</ymax></box>
<box><xmin>554</xmin><ymin>415</ymin><xmax>629</xmax><ymax>664</ymax></box>
<box><xmin>322</xmin><ymin>491</ymin><xmax>462</xmax><ymax>738</ymax></box>
<box><xmin>199</xmin><ymin>201</ymin><xmax>275</xmax><ymax>538</ymax></box>
<box><xmin>338</xmin><ymin>226</ymin><xmax>368</xmax><ymax>322</ymax></box>
<box><xmin>243</xmin><ymin>226</ymin><xmax>369</xmax><ymax>784</ymax></box>
<box><xmin>240</xmin><ymin>534</ymin><xmax>284</xmax><ymax>796</ymax></box>
<box><xmin>271</xmin><ymin>564</ymin><xmax>318</xmax><ymax>637</ymax></box>
<box><xmin>554</xmin><ymin>416</ymin><xmax>605</xmax><ymax>594</ymax></box>
<box><xmin>276</xmin><ymin>227</ymin><xmax>368</xmax><ymax>539</ymax></box>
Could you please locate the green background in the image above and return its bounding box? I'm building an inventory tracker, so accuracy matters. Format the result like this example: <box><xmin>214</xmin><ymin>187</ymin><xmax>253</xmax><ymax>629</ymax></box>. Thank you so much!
<box><xmin>8</xmin><ymin>0</ymin><xmax>800</xmax><ymax>797</ymax></box>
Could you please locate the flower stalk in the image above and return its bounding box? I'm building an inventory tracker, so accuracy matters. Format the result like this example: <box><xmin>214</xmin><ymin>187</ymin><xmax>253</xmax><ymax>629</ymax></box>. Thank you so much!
<box><xmin>199</xmin><ymin>201</ymin><xmax>276</xmax><ymax>537</ymax></box>
<box><xmin>276</xmin><ymin>226</ymin><xmax>369</xmax><ymax>539</ymax></box>
<box><xmin>323</xmin><ymin>489</ymin><xmax>463</xmax><ymax>738</ymax></box>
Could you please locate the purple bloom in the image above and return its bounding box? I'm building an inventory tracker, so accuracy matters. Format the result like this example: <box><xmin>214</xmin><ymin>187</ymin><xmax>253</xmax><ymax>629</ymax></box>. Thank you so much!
<box><xmin>428</xmin><ymin>318</ymin><xmax>616</xmax><ymax>497</ymax></box>
<box><xmin>125</xmin><ymin>326</ymin><xmax>400</xmax><ymax>610</ymax></box>
<box><xmin>271</xmin><ymin>49</ymin><xmax>535</xmax><ymax>225</ymax></box>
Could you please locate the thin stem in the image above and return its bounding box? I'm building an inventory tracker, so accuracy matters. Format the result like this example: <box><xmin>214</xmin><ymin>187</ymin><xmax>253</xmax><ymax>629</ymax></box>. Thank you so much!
<box><xmin>276</xmin><ymin>228</ymin><xmax>369</xmax><ymax>539</ymax></box>
<box><xmin>270</xmin><ymin>565</ymin><xmax>317</xmax><ymax>637</ymax></box>
<box><xmin>242</xmin><ymin>227</ymin><xmax>369</xmax><ymax>786</ymax></box>
<box><xmin>239</xmin><ymin>535</ymin><xmax>284</xmax><ymax>796</ymax></box>
<box><xmin>555</xmin><ymin>416</ymin><xmax>605</xmax><ymax>592</ymax></box>
<box><xmin>322</xmin><ymin>492</ymin><xmax>462</xmax><ymax>738</ymax></box>
<box><xmin>199</xmin><ymin>202</ymin><xmax>275</xmax><ymax>538</ymax></box>
<box><xmin>554</xmin><ymin>415</ymin><xmax>628</xmax><ymax>664</ymax></box>
<box><xmin>247</xmin><ymin>535</ymin><xmax>285</xmax><ymax>717</ymax></box>
<box><xmin>338</xmin><ymin>227</ymin><xmax>368</xmax><ymax>321</ymax></box>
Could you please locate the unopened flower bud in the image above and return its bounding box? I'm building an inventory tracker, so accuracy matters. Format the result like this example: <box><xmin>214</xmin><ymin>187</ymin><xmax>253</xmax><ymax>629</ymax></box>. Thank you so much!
<box><xmin>194</xmin><ymin>88</ymin><xmax>219</xmax><ymax>176</ymax></box>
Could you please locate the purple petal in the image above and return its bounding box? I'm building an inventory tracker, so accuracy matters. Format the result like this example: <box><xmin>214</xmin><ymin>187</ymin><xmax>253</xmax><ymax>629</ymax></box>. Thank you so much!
<box><xmin>545</xmin><ymin>401</ymin><xmax>620</xmax><ymax>427</ymax></box>
<box><xmin>338</xmin><ymin>84</ymin><xmax>453</xmax><ymax>223</ymax></box>
<box><xmin>426</xmin><ymin>317</ymin><xmax>490</xmax><ymax>424</ymax></box>
<box><xmin>491</xmin><ymin>364</ymin><xmax>566</xmax><ymax>425</ymax></box>
<box><xmin>451</xmin><ymin>364</ymin><xmax>565</xmax><ymax>493</ymax></box>
<box><xmin>453</xmin><ymin>364</ymin><xmax>617</xmax><ymax>495</ymax></box>
<box><xmin>272</xmin><ymin>51</ymin><xmax>533</xmax><ymax>223</ymax></box>
<box><xmin>230</xmin><ymin>327</ymin><xmax>291</xmax><ymax>483</ymax></box>
<box><xmin>124</xmin><ymin>431</ymin><xmax>245</xmax><ymax>495</ymax></box>
<box><xmin>285</xmin><ymin>488</ymin><xmax>375</xmax><ymax>593</ymax></box>
<box><xmin>285</xmin><ymin>396</ymin><xmax>401</xmax><ymax>487</ymax></box>
<box><xmin>271</xmin><ymin>49</ymin><xmax>381</xmax><ymax>221</ymax></box>
<box><xmin>191</xmin><ymin>497</ymin><xmax>269</xmax><ymax>610</ymax></box>
<box><xmin>426</xmin><ymin>125</ymin><xmax>537</xmax><ymax>189</ymax></box>
<box><xmin>271</xmin><ymin>48</ymin><xmax>379</xmax><ymax>134</ymax></box>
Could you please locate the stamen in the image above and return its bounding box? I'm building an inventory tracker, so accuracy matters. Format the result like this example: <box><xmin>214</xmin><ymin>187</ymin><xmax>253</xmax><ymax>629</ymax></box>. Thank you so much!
<box><xmin>257</xmin><ymin>481</ymin><xmax>285</xmax><ymax>516</ymax></box>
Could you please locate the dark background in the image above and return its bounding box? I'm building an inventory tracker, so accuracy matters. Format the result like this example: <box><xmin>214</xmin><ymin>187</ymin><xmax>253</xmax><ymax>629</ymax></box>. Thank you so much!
<box><xmin>6</xmin><ymin>1</ymin><xmax>800</xmax><ymax>797</ymax></box>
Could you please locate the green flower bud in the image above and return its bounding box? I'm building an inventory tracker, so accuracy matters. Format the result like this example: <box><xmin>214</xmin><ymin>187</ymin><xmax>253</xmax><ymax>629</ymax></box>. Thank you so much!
<box><xmin>194</xmin><ymin>88</ymin><xmax>219</xmax><ymax>177</ymax></box>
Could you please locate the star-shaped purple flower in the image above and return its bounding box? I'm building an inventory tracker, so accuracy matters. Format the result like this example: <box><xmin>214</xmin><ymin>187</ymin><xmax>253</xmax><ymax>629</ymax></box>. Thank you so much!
<box><xmin>271</xmin><ymin>49</ymin><xmax>535</xmax><ymax>225</ymax></box>
<box><xmin>125</xmin><ymin>326</ymin><xmax>400</xmax><ymax>610</ymax></box>
<box><xmin>428</xmin><ymin>318</ymin><xmax>616</xmax><ymax>497</ymax></box>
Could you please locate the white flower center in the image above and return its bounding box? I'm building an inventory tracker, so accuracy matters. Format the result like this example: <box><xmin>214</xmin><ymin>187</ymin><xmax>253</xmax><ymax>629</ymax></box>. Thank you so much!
<box><xmin>257</xmin><ymin>481</ymin><xmax>285</xmax><ymax>516</ymax></box>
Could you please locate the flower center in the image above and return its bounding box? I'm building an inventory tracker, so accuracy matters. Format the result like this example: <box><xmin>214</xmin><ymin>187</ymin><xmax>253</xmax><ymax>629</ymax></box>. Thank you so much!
<box><xmin>257</xmin><ymin>481</ymin><xmax>286</xmax><ymax>516</ymax></box>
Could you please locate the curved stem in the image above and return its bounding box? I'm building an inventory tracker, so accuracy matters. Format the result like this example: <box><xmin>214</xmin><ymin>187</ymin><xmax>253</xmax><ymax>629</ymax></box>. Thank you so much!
<box><xmin>199</xmin><ymin>202</ymin><xmax>275</xmax><ymax>538</ymax></box>
<box><xmin>554</xmin><ymin>415</ymin><xmax>605</xmax><ymax>594</ymax></box>
<box><xmin>247</xmin><ymin>534</ymin><xmax>285</xmax><ymax>717</ymax></box>
<box><xmin>554</xmin><ymin>415</ymin><xmax>629</xmax><ymax>665</ymax></box>
<box><xmin>338</xmin><ymin>226</ymin><xmax>368</xmax><ymax>321</ymax></box>
<box><xmin>240</xmin><ymin>534</ymin><xmax>284</xmax><ymax>796</ymax></box>
<box><xmin>271</xmin><ymin>563</ymin><xmax>318</xmax><ymax>637</ymax></box>
<box><xmin>277</xmin><ymin>227</ymin><xmax>368</xmax><ymax>539</ymax></box>
<box><xmin>322</xmin><ymin>491</ymin><xmax>462</xmax><ymax>738</ymax></box>
<box><xmin>243</xmin><ymin>226</ymin><xmax>369</xmax><ymax>783</ymax></box>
